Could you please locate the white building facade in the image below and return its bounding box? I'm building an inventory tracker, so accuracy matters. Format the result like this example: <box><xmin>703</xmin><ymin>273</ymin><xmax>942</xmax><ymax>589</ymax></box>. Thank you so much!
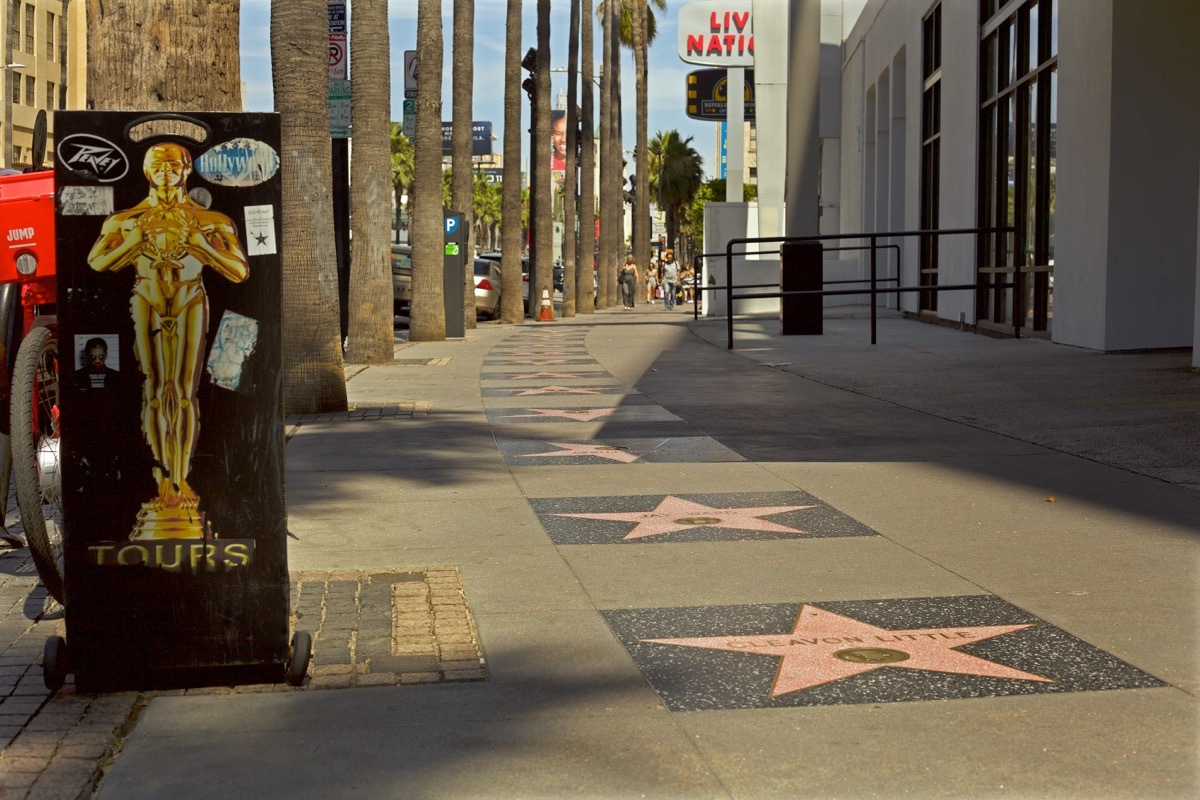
<box><xmin>832</xmin><ymin>0</ymin><xmax>1199</xmax><ymax>358</ymax></box>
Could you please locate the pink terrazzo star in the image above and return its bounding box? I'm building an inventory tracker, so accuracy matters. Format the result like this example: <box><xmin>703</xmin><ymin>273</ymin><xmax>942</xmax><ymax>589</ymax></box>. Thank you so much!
<box><xmin>502</xmin><ymin>408</ymin><xmax>618</xmax><ymax>422</ymax></box>
<box><xmin>514</xmin><ymin>386</ymin><xmax>603</xmax><ymax>396</ymax></box>
<box><xmin>518</xmin><ymin>442</ymin><xmax>641</xmax><ymax>463</ymax></box>
<box><xmin>553</xmin><ymin>495</ymin><xmax>818</xmax><ymax>540</ymax></box>
<box><xmin>641</xmin><ymin>605</ymin><xmax>1053</xmax><ymax>697</ymax></box>
<box><xmin>498</xmin><ymin>359</ymin><xmax>572</xmax><ymax>365</ymax></box>
<box><xmin>508</xmin><ymin>372</ymin><xmax>586</xmax><ymax>380</ymax></box>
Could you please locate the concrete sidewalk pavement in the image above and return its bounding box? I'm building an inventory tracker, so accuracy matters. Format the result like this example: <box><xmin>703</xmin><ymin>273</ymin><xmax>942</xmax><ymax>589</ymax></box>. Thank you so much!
<box><xmin>9</xmin><ymin>305</ymin><xmax>1200</xmax><ymax>799</ymax></box>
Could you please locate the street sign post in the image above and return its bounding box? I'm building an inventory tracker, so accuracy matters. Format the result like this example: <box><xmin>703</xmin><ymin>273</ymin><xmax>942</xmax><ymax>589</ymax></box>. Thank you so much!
<box><xmin>404</xmin><ymin>50</ymin><xmax>418</xmax><ymax>100</ymax></box>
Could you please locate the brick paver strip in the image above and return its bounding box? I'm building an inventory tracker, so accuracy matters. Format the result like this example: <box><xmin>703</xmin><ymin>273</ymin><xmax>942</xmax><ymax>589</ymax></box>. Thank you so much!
<box><xmin>0</xmin><ymin>565</ymin><xmax>483</xmax><ymax>800</ymax></box>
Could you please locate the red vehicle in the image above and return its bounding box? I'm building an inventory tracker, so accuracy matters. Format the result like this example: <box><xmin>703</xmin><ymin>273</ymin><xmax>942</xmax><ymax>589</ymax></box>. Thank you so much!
<box><xmin>0</xmin><ymin>165</ymin><xmax>64</xmax><ymax>604</ymax></box>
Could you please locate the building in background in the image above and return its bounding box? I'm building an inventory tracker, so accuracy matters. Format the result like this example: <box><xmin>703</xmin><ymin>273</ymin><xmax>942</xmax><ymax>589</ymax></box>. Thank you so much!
<box><xmin>827</xmin><ymin>0</ymin><xmax>1198</xmax><ymax>354</ymax></box>
<box><xmin>2</xmin><ymin>0</ymin><xmax>85</xmax><ymax>170</ymax></box>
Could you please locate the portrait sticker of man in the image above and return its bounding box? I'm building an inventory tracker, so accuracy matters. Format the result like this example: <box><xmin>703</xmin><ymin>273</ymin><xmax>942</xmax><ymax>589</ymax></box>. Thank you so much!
<box><xmin>74</xmin><ymin>335</ymin><xmax>120</xmax><ymax>391</ymax></box>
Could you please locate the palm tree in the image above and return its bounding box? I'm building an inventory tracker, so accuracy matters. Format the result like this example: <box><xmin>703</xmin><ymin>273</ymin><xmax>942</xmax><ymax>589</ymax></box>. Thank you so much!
<box><xmin>451</xmin><ymin>0</ymin><xmax>477</xmax><ymax>329</ymax></box>
<box><xmin>411</xmin><ymin>0</ymin><xmax>446</xmax><ymax>342</ymax></box>
<box><xmin>86</xmin><ymin>0</ymin><xmax>241</xmax><ymax>110</ymax></box>
<box><xmin>630</xmin><ymin>0</ymin><xmax>650</xmax><ymax>292</ymax></box>
<box><xmin>597</xmin><ymin>0</ymin><xmax>616</xmax><ymax>307</ymax></box>
<box><xmin>346</xmin><ymin>0</ymin><xmax>394</xmax><ymax>363</ymax></box>
<box><xmin>391</xmin><ymin>124</ymin><xmax>414</xmax><ymax>240</ymax></box>
<box><xmin>533</xmin><ymin>0</ymin><xmax>553</xmax><ymax>317</ymax></box>
<box><xmin>598</xmin><ymin>0</ymin><xmax>666</xmax><ymax>297</ymax></box>
<box><xmin>270</xmin><ymin>0</ymin><xmax>348</xmax><ymax>412</ymax></box>
<box><xmin>473</xmin><ymin>175</ymin><xmax>501</xmax><ymax>251</ymax></box>
<box><xmin>561</xmin><ymin>0</ymin><xmax>580</xmax><ymax>317</ymax></box>
<box><xmin>576</xmin><ymin>0</ymin><xmax>596</xmax><ymax>313</ymax></box>
<box><xmin>500</xmin><ymin>0</ymin><xmax>525</xmax><ymax>324</ymax></box>
<box><xmin>648</xmin><ymin>130</ymin><xmax>704</xmax><ymax>255</ymax></box>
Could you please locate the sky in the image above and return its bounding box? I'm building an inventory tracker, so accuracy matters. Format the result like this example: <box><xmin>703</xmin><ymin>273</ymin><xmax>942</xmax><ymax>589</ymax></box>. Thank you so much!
<box><xmin>238</xmin><ymin>0</ymin><xmax>722</xmax><ymax>179</ymax></box>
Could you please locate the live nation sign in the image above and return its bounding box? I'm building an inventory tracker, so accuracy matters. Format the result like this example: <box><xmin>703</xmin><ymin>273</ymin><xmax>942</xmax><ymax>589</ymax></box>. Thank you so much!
<box><xmin>677</xmin><ymin>0</ymin><xmax>754</xmax><ymax>67</ymax></box>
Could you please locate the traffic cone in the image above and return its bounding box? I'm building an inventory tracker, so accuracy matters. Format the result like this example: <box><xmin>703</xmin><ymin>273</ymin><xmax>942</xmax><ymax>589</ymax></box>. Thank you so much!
<box><xmin>538</xmin><ymin>289</ymin><xmax>554</xmax><ymax>321</ymax></box>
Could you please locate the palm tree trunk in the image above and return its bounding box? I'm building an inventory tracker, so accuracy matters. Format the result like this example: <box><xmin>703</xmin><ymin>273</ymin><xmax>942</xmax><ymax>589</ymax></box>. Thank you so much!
<box><xmin>632</xmin><ymin>0</ymin><xmax>651</xmax><ymax>294</ymax></box>
<box><xmin>577</xmin><ymin>0</ymin><xmax>596</xmax><ymax>314</ymax></box>
<box><xmin>500</xmin><ymin>0</ymin><xmax>525</xmax><ymax>324</ymax></box>
<box><xmin>346</xmin><ymin>0</ymin><xmax>394</xmax><ymax>362</ymax></box>
<box><xmin>411</xmin><ymin>0</ymin><xmax>447</xmax><ymax>341</ymax></box>
<box><xmin>85</xmin><ymin>0</ymin><xmax>241</xmax><ymax>110</ymax></box>
<box><xmin>598</xmin><ymin>0</ymin><xmax>616</xmax><ymax>307</ymax></box>
<box><xmin>270</xmin><ymin>0</ymin><xmax>348</xmax><ymax>412</ymax></box>
<box><xmin>533</xmin><ymin>0</ymin><xmax>553</xmax><ymax>318</ymax></box>
<box><xmin>561</xmin><ymin>0</ymin><xmax>580</xmax><ymax>318</ymax></box>
<box><xmin>451</xmin><ymin>0</ymin><xmax>476</xmax><ymax>329</ymax></box>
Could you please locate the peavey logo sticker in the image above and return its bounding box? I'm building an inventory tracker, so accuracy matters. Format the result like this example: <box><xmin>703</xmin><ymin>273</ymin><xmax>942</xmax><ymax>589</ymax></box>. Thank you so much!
<box><xmin>195</xmin><ymin>138</ymin><xmax>279</xmax><ymax>187</ymax></box>
<box><xmin>56</xmin><ymin>134</ymin><xmax>130</xmax><ymax>183</ymax></box>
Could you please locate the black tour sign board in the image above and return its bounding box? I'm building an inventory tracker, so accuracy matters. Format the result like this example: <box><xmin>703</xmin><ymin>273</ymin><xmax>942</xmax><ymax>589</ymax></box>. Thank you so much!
<box><xmin>53</xmin><ymin>110</ymin><xmax>296</xmax><ymax>691</ymax></box>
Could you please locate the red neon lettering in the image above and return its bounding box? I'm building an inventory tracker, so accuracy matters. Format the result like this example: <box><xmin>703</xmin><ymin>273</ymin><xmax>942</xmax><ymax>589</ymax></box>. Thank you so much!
<box><xmin>733</xmin><ymin>11</ymin><xmax>750</xmax><ymax>32</ymax></box>
<box><xmin>687</xmin><ymin>33</ymin><xmax>706</xmax><ymax>56</ymax></box>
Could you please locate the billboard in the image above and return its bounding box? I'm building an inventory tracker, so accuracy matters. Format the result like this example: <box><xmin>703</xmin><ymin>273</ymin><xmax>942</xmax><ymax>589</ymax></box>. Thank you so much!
<box><xmin>441</xmin><ymin>121</ymin><xmax>494</xmax><ymax>157</ymax></box>
<box><xmin>686</xmin><ymin>68</ymin><xmax>756</xmax><ymax>121</ymax></box>
<box><xmin>677</xmin><ymin>1</ymin><xmax>754</xmax><ymax>67</ymax></box>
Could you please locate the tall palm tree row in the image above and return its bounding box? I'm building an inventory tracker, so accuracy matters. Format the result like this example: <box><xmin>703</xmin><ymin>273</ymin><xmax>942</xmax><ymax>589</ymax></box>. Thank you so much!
<box><xmin>648</xmin><ymin>130</ymin><xmax>705</xmax><ymax>257</ymax></box>
<box><xmin>451</xmin><ymin>0</ymin><xmax>477</xmax><ymax>329</ymax></box>
<box><xmin>346</xmin><ymin>0</ymin><xmax>394</xmax><ymax>363</ymax></box>
<box><xmin>269</xmin><ymin>0</ymin><xmax>348</xmax><ymax>412</ymax></box>
<box><xmin>411</xmin><ymin>0</ymin><xmax>447</xmax><ymax>341</ymax></box>
<box><xmin>500</xmin><ymin>0</ymin><xmax>525</xmax><ymax>324</ymax></box>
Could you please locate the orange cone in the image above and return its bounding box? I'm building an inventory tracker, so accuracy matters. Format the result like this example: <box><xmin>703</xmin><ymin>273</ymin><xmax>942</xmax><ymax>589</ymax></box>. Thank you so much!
<box><xmin>538</xmin><ymin>289</ymin><xmax>554</xmax><ymax>321</ymax></box>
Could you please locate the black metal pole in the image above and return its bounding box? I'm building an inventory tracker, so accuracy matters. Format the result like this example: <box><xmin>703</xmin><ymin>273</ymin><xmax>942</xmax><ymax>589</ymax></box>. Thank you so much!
<box><xmin>332</xmin><ymin>138</ymin><xmax>350</xmax><ymax>340</ymax></box>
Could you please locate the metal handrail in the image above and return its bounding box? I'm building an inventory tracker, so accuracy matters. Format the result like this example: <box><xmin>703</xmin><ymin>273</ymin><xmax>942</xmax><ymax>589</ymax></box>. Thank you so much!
<box><xmin>688</xmin><ymin>243</ymin><xmax>902</xmax><ymax>320</ymax></box>
<box><xmin>715</xmin><ymin>227</ymin><xmax>1017</xmax><ymax>348</ymax></box>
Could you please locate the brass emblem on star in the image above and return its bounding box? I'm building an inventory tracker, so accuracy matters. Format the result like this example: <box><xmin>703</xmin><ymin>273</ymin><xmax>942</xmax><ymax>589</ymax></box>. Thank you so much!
<box><xmin>674</xmin><ymin>516</ymin><xmax>723</xmax><ymax>525</ymax></box>
<box><xmin>833</xmin><ymin>647</ymin><xmax>910</xmax><ymax>664</ymax></box>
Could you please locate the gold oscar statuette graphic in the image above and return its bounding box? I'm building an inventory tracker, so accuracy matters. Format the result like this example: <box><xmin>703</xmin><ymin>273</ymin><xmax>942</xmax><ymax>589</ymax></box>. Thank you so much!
<box><xmin>87</xmin><ymin>142</ymin><xmax>249</xmax><ymax>541</ymax></box>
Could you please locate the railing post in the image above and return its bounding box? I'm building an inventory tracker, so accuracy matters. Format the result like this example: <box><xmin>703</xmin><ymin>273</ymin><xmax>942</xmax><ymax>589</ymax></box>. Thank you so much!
<box><xmin>726</xmin><ymin>240</ymin><xmax>735</xmax><ymax>350</ymax></box>
<box><xmin>1013</xmin><ymin>256</ymin><xmax>1022</xmax><ymax>340</ymax></box>
<box><xmin>870</xmin><ymin>234</ymin><xmax>878</xmax><ymax>345</ymax></box>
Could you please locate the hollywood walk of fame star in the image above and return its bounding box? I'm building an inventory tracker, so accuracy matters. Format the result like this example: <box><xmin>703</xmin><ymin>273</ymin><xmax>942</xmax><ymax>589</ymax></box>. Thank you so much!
<box><xmin>501</xmin><ymin>408</ymin><xmax>618</xmax><ymax>422</ymax></box>
<box><xmin>507</xmin><ymin>372</ymin><xmax>587</xmax><ymax>380</ymax></box>
<box><xmin>494</xmin><ymin>359</ymin><xmax>572</xmax><ymax>366</ymax></box>
<box><xmin>518</xmin><ymin>442</ymin><xmax>641</xmax><ymax>463</ymax></box>
<box><xmin>640</xmin><ymin>605</ymin><xmax>1053</xmax><ymax>697</ymax></box>
<box><xmin>514</xmin><ymin>386</ymin><xmax>604</xmax><ymax>396</ymax></box>
<box><xmin>552</xmin><ymin>495</ymin><xmax>819</xmax><ymax>540</ymax></box>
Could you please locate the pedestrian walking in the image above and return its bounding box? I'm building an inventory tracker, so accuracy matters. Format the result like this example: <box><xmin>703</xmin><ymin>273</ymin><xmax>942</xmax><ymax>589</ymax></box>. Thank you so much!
<box><xmin>660</xmin><ymin>253</ymin><xmax>679</xmax><ymax>310</ymax></box>
<box><xmin>619</xmin><ymin>255</ymin><xmax>639</xmax><ymax>310</ymax></box>
<box><xmin>645</xmin><ymin>261</ymin><xmax>659</xmax><ymax>304</ymax></box>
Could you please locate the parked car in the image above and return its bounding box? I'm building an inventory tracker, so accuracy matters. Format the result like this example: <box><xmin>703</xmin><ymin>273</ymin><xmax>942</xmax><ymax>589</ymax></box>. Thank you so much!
<box><xmin>478</xmin><ymin>253</ymin><xmax>529</xmax><ymax>312</ymax></box>
<box><xmin>473</xmin><ymin>258</ymin><xmax>502</xmax><ymax>319</ymax></box>
<box><xmin>391</xmin><ymin>244</ymin><xmax>412</xmax><ymax>315</ymax></box>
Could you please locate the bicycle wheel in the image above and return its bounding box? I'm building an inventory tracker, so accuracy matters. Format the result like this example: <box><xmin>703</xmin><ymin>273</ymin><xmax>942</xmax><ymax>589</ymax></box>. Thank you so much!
<box><xmin>12</xmin><ymin>326</ymin><xmax>63</xmax><ymax>604</ymax></box>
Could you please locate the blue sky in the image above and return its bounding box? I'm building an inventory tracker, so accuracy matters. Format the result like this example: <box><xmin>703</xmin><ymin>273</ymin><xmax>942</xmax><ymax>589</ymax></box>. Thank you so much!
<box><xmin>239</xmin><ymin>0</ymin><xmax>720</xmax><ymax>178</ymax></box>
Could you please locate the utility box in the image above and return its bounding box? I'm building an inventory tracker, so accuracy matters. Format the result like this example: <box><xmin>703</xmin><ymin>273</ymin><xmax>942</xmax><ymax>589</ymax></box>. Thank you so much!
<box><xmin>52</xmin><ymin>110</ymin><xmax>305</xmax><ymax>691</ymax></box>
<box><xmin>780</xmin><ymin>239</ymin><xmax>823</xmax><ymax>335</ymax></box>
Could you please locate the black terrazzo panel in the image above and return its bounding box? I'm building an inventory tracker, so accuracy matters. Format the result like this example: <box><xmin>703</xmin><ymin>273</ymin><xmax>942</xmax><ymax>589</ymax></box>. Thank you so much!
<box><xmin>602</xmin><ymin>597</ymin><xmax>1167</xmax><ymax>711</ymax></box>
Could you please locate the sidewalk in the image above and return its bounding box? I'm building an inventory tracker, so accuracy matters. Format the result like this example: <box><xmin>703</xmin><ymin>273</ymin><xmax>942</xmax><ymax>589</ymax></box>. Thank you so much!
<box><xmin>7</xmin><ymin>305</ymin><xmax>1200</xmax><ymax>799</ymax></box>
